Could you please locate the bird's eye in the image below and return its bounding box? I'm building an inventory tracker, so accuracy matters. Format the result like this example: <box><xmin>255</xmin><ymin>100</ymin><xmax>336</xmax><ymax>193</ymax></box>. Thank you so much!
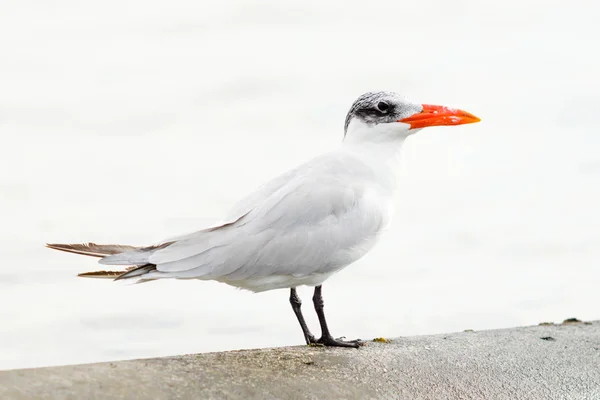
<box><xmin>377</xmin><ymin>102</ymin><xmax>389</xmax><ymax>112</ymax></box>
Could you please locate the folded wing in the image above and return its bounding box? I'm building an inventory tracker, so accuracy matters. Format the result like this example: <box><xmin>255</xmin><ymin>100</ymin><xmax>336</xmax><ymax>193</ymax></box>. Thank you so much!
<box><xmin>101</xmin><ymin>153</ymin><xmax>385</xmax><ymax>281</ymax></box>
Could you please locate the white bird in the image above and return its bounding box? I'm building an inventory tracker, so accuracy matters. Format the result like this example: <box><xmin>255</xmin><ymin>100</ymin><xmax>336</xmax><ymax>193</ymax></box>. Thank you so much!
<box><xmin>47</xmin><ymin>91</ymin><xmax>480</xmax><ymax>348</ymax></box>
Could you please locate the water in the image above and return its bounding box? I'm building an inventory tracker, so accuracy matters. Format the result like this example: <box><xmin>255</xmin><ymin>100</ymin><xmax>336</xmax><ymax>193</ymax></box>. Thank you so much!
<box><xmin>1</xmin><ymin>0</ymin><xmax>599</xmax><ymax>370</ymax></box>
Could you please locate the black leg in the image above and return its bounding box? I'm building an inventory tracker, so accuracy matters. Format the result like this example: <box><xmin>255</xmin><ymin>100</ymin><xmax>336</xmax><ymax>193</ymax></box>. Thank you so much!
<box><xmin>289</xmin><ymin>288</ymin><xmax>316</xmax><ymax>345</ymax></box>
<box><xmin>312</xmin><ymin>285</ymin><xmax>361</xmax><ymax>348</ymax></box>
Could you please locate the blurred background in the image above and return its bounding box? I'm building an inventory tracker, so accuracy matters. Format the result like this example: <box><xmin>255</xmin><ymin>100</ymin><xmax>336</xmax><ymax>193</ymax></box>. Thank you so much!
<box><xmin>1</xmin><ymin>0</ymin><xmax>599</xmax><ymax>370</ymax></box>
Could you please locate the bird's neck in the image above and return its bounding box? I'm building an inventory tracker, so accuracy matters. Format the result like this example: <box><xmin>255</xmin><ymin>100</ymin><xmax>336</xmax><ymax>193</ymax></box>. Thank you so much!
<box><xmin>341</xmin><ymin>133</ymin><xmax>406</xmax><ymax>166</ymax></box>
<box><xmin>339</xmin><ymin>137</ymin><xmax>406</xmax><ymax>192</ymax></box>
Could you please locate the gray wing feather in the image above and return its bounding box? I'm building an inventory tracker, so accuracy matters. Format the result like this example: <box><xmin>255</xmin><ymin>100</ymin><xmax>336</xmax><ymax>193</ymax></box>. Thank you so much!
<box><xmin>102</xmin><ymin>152</ymin><xmax>385</xmax><ymax>280</ymax></box>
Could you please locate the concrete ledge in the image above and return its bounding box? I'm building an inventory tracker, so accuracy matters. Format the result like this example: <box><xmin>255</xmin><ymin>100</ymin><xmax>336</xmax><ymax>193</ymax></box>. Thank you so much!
<box><xmin>2</xmin><ymin>321</ymin><xmax>599</xmax><ymax>399</ymax></box>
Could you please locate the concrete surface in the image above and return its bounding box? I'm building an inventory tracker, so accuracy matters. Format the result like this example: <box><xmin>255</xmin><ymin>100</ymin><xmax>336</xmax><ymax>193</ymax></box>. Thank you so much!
<box><xmin>1</xmin><ymin>321</ymin><xmax>599</xmax><ymax>400</ymax></box>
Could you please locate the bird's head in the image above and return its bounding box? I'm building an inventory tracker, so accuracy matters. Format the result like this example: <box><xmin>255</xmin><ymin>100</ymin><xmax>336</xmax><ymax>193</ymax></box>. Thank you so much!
<box><xmin>344</xmin><ymin>91</ymin><xmax>480</xmax><ymax>143</ymax></box>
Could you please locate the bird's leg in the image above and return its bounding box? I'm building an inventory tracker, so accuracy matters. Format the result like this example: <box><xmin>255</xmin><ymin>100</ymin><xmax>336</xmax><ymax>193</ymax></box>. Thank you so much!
<box><xmin>289</xmin><ymin>288</ymin><xmax>317</xmax><ymax>345</ymax></box>
<box><xmin>312</xmin><ymin>285</ymin><xmax>361</xmax><ymax>348</ymax></box>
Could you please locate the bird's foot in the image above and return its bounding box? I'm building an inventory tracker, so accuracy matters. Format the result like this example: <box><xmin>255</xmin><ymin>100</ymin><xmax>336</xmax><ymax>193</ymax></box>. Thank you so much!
<box><xmin>304</xmin><ymin>333</ymin><xmax>317</xmax><ymax>345</ymax></box>
<box><xmin>314</xmin><ymin>334</ymin><xmax>363</xmax><ymax>348</ymax></box>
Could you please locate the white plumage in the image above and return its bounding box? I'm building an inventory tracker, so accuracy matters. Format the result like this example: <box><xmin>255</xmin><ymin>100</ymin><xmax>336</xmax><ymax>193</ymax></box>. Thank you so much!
<box><xmin>99</xmin><ymin>147</ymin><xmax>399</xmax><ymax>292</ymax></box>
<box><xmin>47</xmin><ymin>91</ymin><xmax>479</xmax><ymax>347</ymax></box>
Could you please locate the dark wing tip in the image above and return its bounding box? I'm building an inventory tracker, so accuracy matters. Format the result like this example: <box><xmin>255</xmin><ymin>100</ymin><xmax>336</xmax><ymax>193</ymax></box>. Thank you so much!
<box><xmin>113</xmin><ymin>264</ymin><xmax>157</xmax><ymax>281</ymax></box>
<box><xmin>78</xmin><ymin>270</ymin><xmax>127</xmax><ymax>279</ymax></box>
<box><xmin>45</xmin><ymin>242</ymin><xmax>139</xmax><ymax>257</ymax></box>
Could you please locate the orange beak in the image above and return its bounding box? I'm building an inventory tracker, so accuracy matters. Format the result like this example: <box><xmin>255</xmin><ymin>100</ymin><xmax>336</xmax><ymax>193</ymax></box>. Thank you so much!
<box><xmin>399</xmin><ymin>104</ymin><xmax>481</xmax><ymax>129</ymax></box>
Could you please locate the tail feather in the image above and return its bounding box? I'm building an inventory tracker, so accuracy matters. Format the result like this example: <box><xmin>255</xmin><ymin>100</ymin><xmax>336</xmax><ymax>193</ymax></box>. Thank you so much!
<box><xmin>114</xmin><ymin>264</ymin><xmax>157</xmax><ymax>281</ymax></box>
<box><xmin>46</xmin><ymin>243</ymin><xmax>139</xmax><ymax>258</ymax></box>
<box><xmin>99</xmin><ymin>241</ymin><xmax>174</xmax><ymax>266</ymax></box>
<box><xmin>46</xmin><ymin>242</ymin><xmax>158</xmax><ymax>282</ymax></box>
<box><xmin>78</xmin><ymin>266</ymin><xmax>137</xmax><ymax>279</ymax></box>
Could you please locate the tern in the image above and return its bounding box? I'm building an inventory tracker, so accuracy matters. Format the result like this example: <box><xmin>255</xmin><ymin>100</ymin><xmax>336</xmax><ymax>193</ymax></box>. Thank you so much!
<box><xmin>47</xmin><ymin>91</ymin><xmax>480</xmax><ymax>348</ymax></box>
